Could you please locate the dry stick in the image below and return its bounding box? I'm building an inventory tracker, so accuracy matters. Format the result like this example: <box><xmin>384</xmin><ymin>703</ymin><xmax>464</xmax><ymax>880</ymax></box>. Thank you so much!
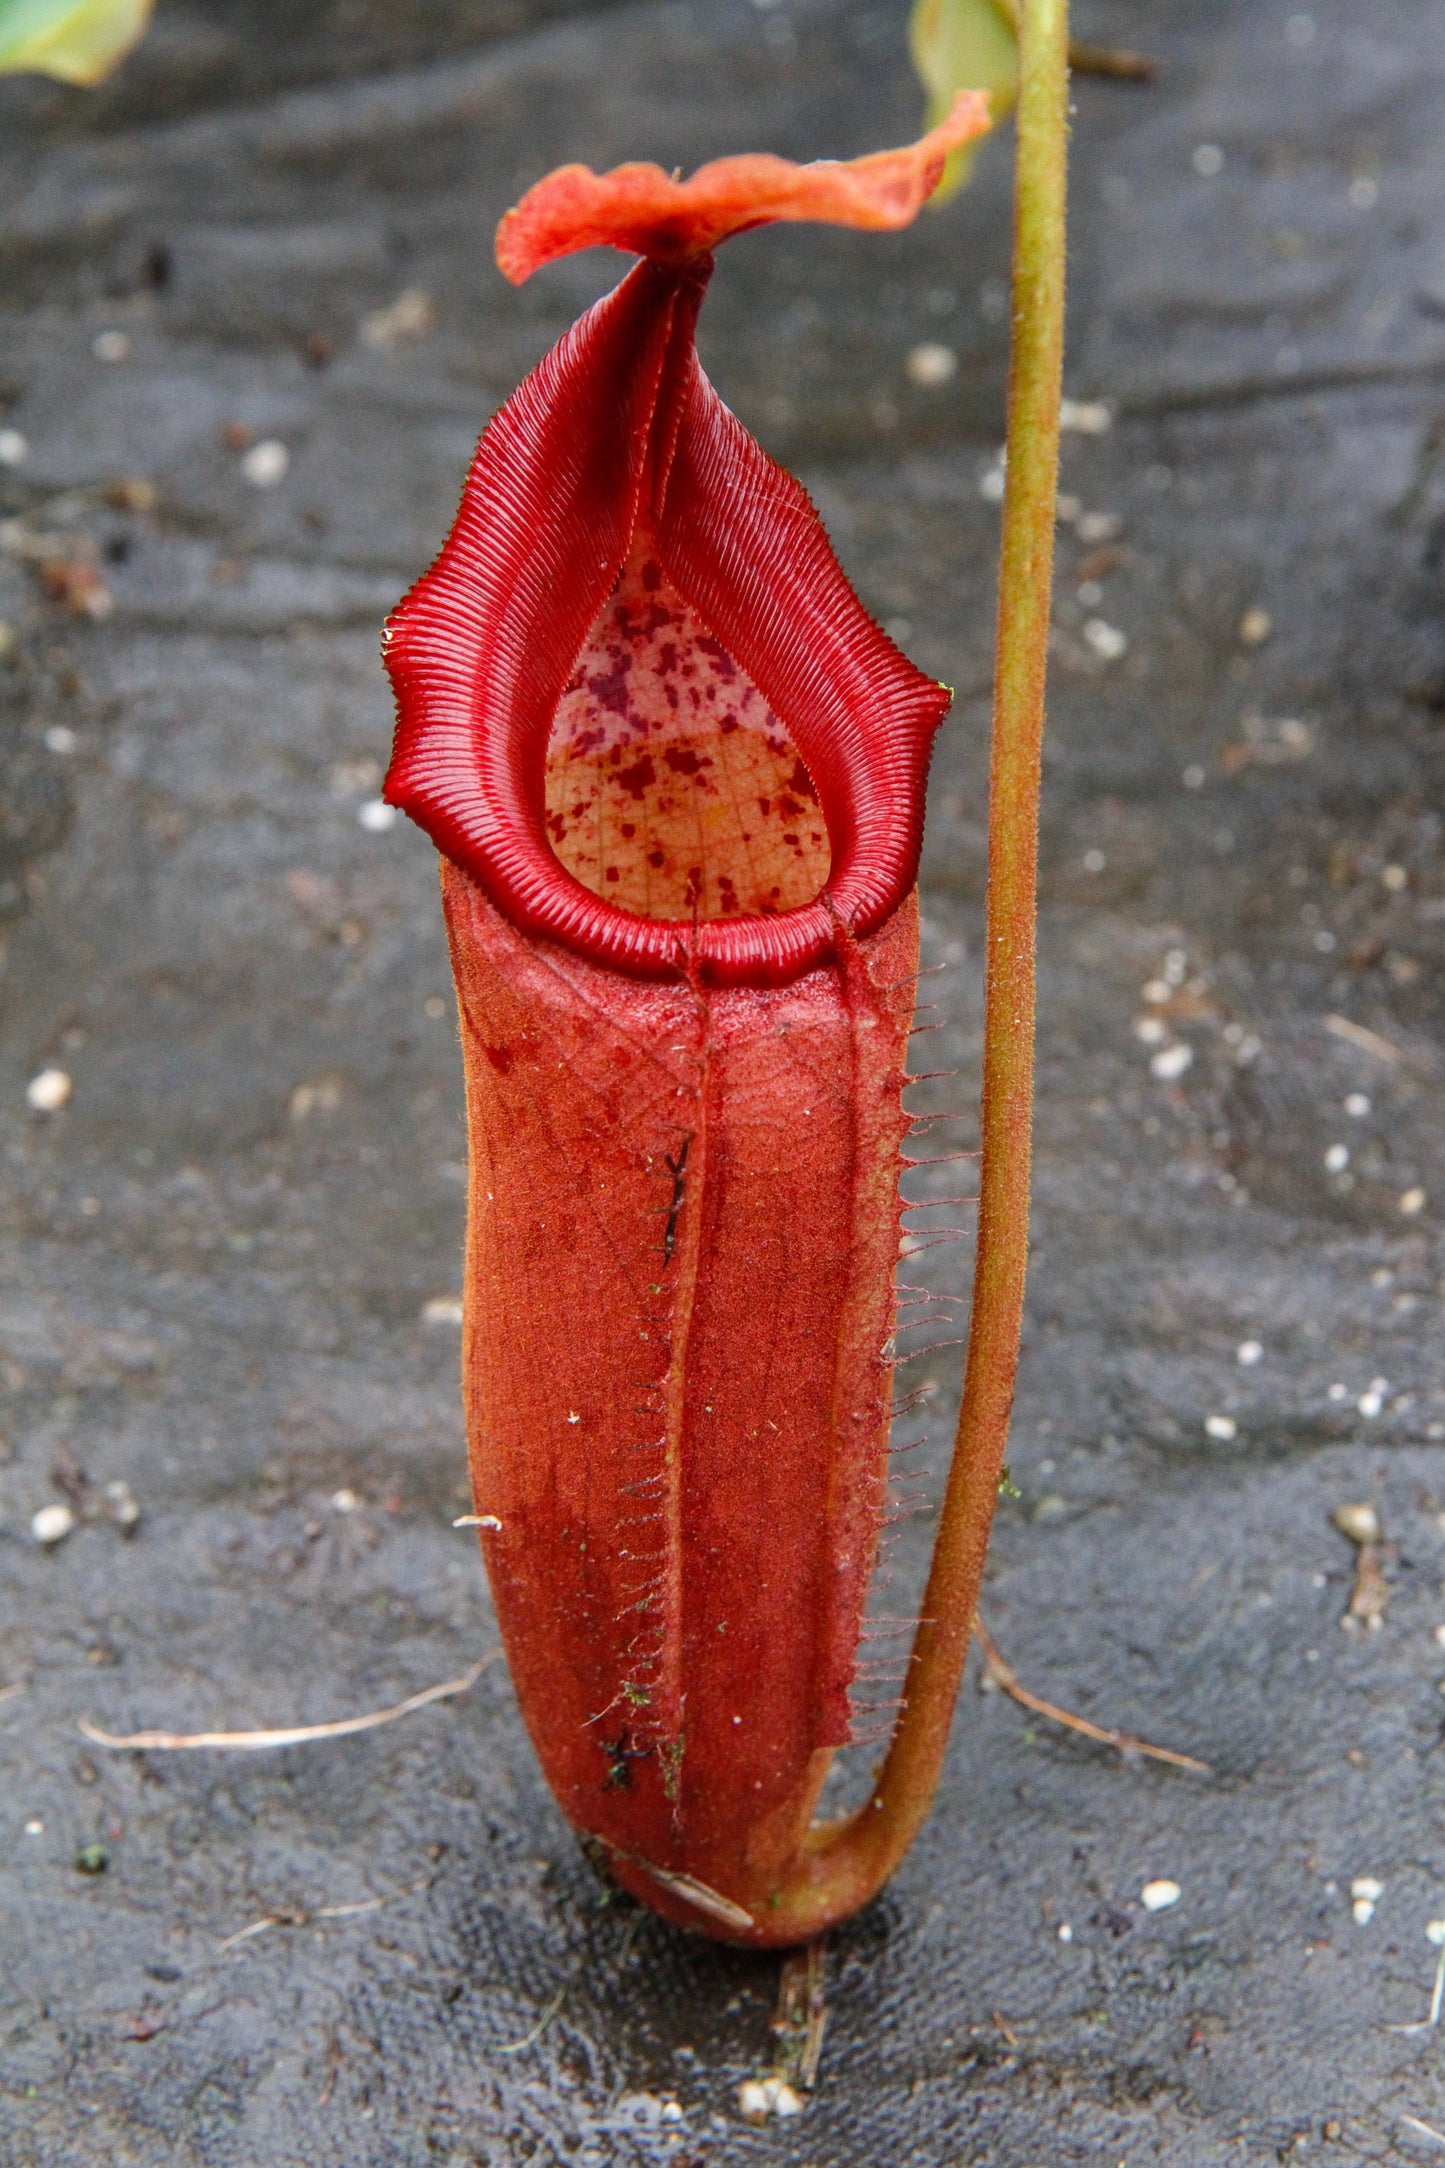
<box><xmin>79</xmin><ymin>1654</ymin><xmax>497</xmax><ymax>1752</ymax></box>
<box><xmin>992</xmin><ymin>0</ymin><xmax>1155</xmax><ymax>82</ymax></box>
<box><xmin>765</xmin><ymin>0</ymin><xmax>1071</xmax><ymax>1942</ymax></box>
<box><xmin>972</xmin><ymin>1615</ymin><xmax>1211</xmax><ymax>1775</ymax></box>
<box><xmin>771</xmin><ymin>1939</ymin><xmax>829</xmax><ymax>2091</ymax></box>
<box><xmin>1067</xmin><ymin>40</ymin><xmax>1156</xmax><ymax>82</ymax></box>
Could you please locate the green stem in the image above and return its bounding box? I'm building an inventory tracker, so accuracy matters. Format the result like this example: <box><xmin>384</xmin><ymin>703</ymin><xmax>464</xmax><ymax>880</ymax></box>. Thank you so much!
<box><xmin>763</xmin><ymin>0</ymin><xmax>1069</xmax><ymax>1944</ymax></box>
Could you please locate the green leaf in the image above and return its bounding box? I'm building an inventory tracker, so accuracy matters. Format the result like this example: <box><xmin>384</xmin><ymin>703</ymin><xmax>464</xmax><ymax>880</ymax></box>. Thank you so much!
<box><xmin>0</xmin><ymin>0</ymin><xmax>154</xmax><ymax>85</ymax></box>
<box><xmin>909</xmin><ymin>0</ymin><xmax>1018</xmax><ymax>199</ymax></box>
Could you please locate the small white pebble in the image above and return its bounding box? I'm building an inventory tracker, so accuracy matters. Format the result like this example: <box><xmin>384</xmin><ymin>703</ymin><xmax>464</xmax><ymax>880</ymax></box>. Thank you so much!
<box><xmin>1134</xmin><ymin>1016</ymin><xmax>1168</xmax><ymax>1046</ymax></box>
<box><xmin>1348</xmin><ymin>175</ymin><xmax>1379</xmax><ymax>211</ymax></box>
<box><xmin>1399</xmin><ymin>1186</ymin><xmax>1426</xmax><ymax>1216</ymax></box>
<box><xmin>1055</xmin><ymin>492</ymin><xmax>1082</xmax><ymax>524</ymax></box>
<box><xmin>1237</xmin><ymin>1339</ymin><xmax>1263</xmax><ymax>1366</ymax></box>
<box><xmin>1077</xmin><ymin>579</ymin><xmax>1104</xmax><ymax>609</ymax></box>
<box><xmin>360</xmin><ymin>287</ymin><xmax>436</xmax><ymax>348</ymax></box>
<box><xmin>421</xmin><ymin>1295</ymin><xmax>464</xmax><ymax>1326</ymax></box>
<box><xmin>1429</xmin><ymin>1919</ymin><xmax>1445</xmax><ymax>1947</ymax></box>
<box><xmin>1181</xmin><ymin>763</ymin><xmax>1206</xmax><ymax>790</ymax></box>
<box><xmin>1076</xmin><ymin>509</ymin><xmax>1121</xmax><ymax>543</ymax></box>
<box><xmin>1285</xmin><ymin>12</ymin><xmax>1316</xmax><ymax>47</ymax></box>
<box><xmin>24</xmin><ymin>1819</ymin><xmax>44</xmax><ymax>1836</ymax></box>
<box><xmin>1059</xmin><ymin>398</ymin><xmax>1111</xmax><ymax>435</ymax></box>
<box><xmin>1082</xmin><ymin>848</ymin><xmax>1107</xmax><ymax>874</ymax></box>
<box><xmin>737</xmin><ymin>2081</ymin><xmax>769</xmax><ymax>2122</ymax></box>
<box><xmin>979</xmin><ymin>465</ymin><xmax>1006</xmax><ymax>503</ymax></box>
<box><xmin>1238</xmin><ymin>606</ymin><xmax>1272</xmax><ymax>646</ymax></box>
<box><xmin>330</xmin><ymin>1487</ymin><xmax>361</xmax><ymax>1513</ymax></box>
<box><xmin>1141</xmin><ymin>977</ymin><xmax>1172</xmax><ymax>1004</ymax></box>
<box><xmin>26</xmin><ymin>1067</ymin><xmax>72</xmax><ymax>1113</ymax></box>
<box><xmin>1141</xmin><ymin>1879</ymin><xmax>1182</xmax><ymax>1911</ymax></box>
<box><xmin>1327</xmin><ymin>1382</ymin><xmax>1347</xmax><ymax>1402</ymax></box>
<box><xmin>1083</xmin><ymin>617</ymin><xmax>1128</xmax><ymax>663</ymax></box>
<box><xmin>102</xmin><ymin>1478</ymin><xmax>140</xmax><ymax>1532</ymax></box>
<box><xmin>31</xmin><ymin>1502</ymin><xmax>76</xmax><ymax>1547</ymax></box>
<box><xmin>1324</xmin><ymin>1144</ymin><xmax>1349</xmax><ymax>1174</ymax></box>
<box><xmin>1333</xmin><ymin>1500</ymin><xmax>1380</xmax><ymax>1544</ymax></box>
<box><xmin>1344</xmin><ymin>1092</ymin><xmax>1371</xmax><ymax>1118</ymax></box>
<box><xmin>1057</xmin><ymin>1921</ymin><xmax>1073</xmax><ymax>1942</ymax></box>
<box><xmin>240</xmin><ymin>438</ymin><xmax>289</xmax><ymax>488</ymax></box>
<box><xmin>1193</xmin><ymin>143</ymin><xmax>1225</xmax><ymax>177</ymax></box>
<box><xmin>1434</xmin><ymin>1624</ymin><xmax>1445</xmax><ymax>1649</ymax></box>
<box><xmin>738</xmin><ymin>2076</ymin><xmax>804</xmax><ymax>2123</ymax></box>
<box><xmin>44</xmin><ymin>724</ymin><xmax>78</xmax><ymax>755</ymax></box>
<box><xmin>1163</xmin><ymin>949</ymin><xmax>1187</xmax><ymax>983</ymax></box>
<box><xmin>1381</xmin><ymin>863</ymin><xmax>1408</xmax><ymax>893</ymax></box>
<box><xmin>906</xmin><ymin>341</ymin><xmax>957</xmax><ymax>388</ymax></box>
<box><xmin>1357</xmin><ymin>1388</ymin><xmax>1384</xmax><ymax>1419</ymax></box>
<box><xmin>660</xmin><ymin>2102</ymin><xmax>683</xmax><ymax>2123</ymax></box>
<box><xmin>357</xmin><ymin>797</ymin><xmax>398</xmax><ymax>833</ymax></box>
<box><xmin>1204</xmin><ymin>1414</ymin><xmax>1237</xmax><ymax>1441</ymax></box>
<box><xmin>0</xmin><ymin>427</ymin><xmax>28</xmax><ymax>466</ymax></box>
<box><xmin>1150</xmin><ymin>1042</ymin><xmax>1193</xmax><ymax>1082</ymax></box>
<box><xmin>1351</xmin><ymin>1875</ymin><xmax>1383</xmax><ymax>1925</ymax></box>
<box><xmin>92</xmin><ymin>329</ymin><xmax>131</xmax><ymax>363</ymax></box>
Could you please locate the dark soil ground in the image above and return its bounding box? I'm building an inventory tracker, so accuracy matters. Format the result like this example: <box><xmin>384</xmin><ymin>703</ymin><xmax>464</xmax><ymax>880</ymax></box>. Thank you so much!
<box><xmin>3</xmin><ymin>1</ymin><xmax>1445</xmax><ymax>2160</ymax></box>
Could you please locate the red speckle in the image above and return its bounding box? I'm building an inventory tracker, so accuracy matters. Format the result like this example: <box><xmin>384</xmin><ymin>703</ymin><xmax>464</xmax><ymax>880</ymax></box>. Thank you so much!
<box><xmin>758</xmin><ymin>797</ymin><xmax>771</xmax><ymax>817</ymax></box>
<box><xmin>620</xmin><ymin>822</ymin><xmax>636</xmax><ymax>839</ymax></box>
<box><xmin>485</xmin><ymin>1043</ymin><xmax>515</xmax><ymax>1075</ymax></box>
<box><xmin>587</xmin><ymin>664</ymin><xmax>632</xmax><ymax>716</ymax></box>
<box><xmin>788</xmin><ymin>759</ymin><xmax>819</xmax><ymax>804</ymax></box>
<box><xmin>647</xmin><ymin>848</ymin><xmax>666</xmax><ymax>868</ymax></box>
<box><xmin>641</xmin><ymin>559</ymin><xmax>662</xmax><ymax>591</ymax></box>
<box><xmin>615</xmin><ymin>755</ymin><xmax>657</xmax><ymax>801</ymax></box>
<box><xmin>695</xmin><ymin>634</ymin><xmax>737</xmax><ymax>682</ymax></box>
<box><xmin>664</xmin><ymin>745</ymin><xmax>709</xmax><ymax>776</ymax></box>
<box><xmin>605</xmin><ymin>865</ymin><xmax>620</xmax><ymax>882</ymax></box>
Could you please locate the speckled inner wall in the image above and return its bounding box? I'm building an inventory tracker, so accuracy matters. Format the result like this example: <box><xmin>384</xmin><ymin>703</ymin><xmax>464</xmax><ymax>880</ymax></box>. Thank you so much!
<box><xmin>1</xmin><ymin>2</ymin><xmax>1444</xmax><ymax>2162</ymax></box>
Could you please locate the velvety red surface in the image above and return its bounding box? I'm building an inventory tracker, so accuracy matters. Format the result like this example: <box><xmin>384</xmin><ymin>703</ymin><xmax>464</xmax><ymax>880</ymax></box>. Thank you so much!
<box><xmin>445</xmin><ymin>864</ymin><xmax>916</xmax><ymax>1937</ymax></box>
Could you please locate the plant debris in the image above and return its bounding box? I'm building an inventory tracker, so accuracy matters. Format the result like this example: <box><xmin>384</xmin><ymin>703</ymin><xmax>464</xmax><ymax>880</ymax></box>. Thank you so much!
<box><xmin>974</xmin><ymin>1614</ymin><xmax>1211</xmax><ymax>1773</ymax></box>
<box><xmin>79</xmin><ymin>1654</ymin><xmax>497</xmax><ymax>1752</ymax></box>
<box><xmin>1332</xmin><ymin>1503</ymin><xmax>1389</xmax><ymax>1633</ymax></box>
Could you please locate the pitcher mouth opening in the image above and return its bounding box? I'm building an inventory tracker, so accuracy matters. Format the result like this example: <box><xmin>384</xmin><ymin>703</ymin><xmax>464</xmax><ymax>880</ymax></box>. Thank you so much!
<box><xmin>543</xmin><ymin>523</ymin><xmax>831</xmax><ymax>934</ymax></box>
<box><xmin>382</xmin><ymin>257</ymin><xmax>949</xmax><ymax>987</ymax></box>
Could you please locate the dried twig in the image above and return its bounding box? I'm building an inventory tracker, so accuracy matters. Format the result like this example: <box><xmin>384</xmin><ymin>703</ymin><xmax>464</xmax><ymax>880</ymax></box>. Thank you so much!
<box><xmin>1332</xmin><ymin>1503</ymin><xmax>1389</xmax><ymax>1634</ymax></box>
<box><xmin>973</xmin><ymin>1615</ymin><xmax>1211</xmax><ymax>1774</ymax></box>
<box><xmin>79</xmin><ymin>1654</ymin><xmax>497</xmax><ymax>1752</ymax></box>
<box><xmin>1324</xmin><ymin>1013</ymin><xmax>1403</xmax><ymax>1065</ymax></box>
<box><xmin>1067</xmin><ymin>39</ymin><xmax>1157</xmax><ymax>81</ymax></box>
<box><xmin>496</xmin><ymin>1984</ymin><xmax>566</xmax><ymax>2055</ymax></box>
<box><xmin>772</xmin><ymin>1939</ymin><xmax>828</xmax><ymax>2091</ymax></box>
<box><xmin>1402</xmin><ymin>2114</ymin><xmax>1445</xmax><ymax>2150</ymax></box>
<box><xmin>217</xmin><ymin>1896</ymin><xmax>383</xmax><ymax>1955</ymax></box>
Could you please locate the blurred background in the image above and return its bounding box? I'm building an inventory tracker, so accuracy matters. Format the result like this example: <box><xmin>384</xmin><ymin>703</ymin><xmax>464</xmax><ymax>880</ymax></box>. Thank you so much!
<box><xmin>2</xmin><ymin>2</ymin><xmax>1445</xmax><ymax>2161</ymax></box>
